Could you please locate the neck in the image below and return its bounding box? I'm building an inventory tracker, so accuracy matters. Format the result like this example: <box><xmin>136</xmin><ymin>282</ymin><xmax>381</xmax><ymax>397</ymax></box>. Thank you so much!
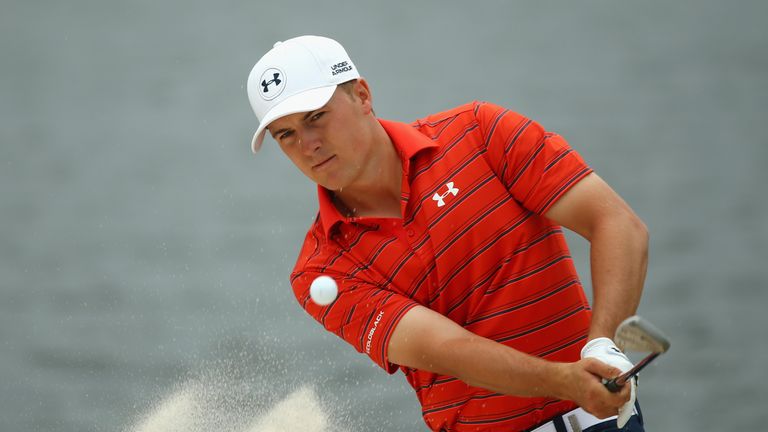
<box><xmin>333</xmin><ymin>121</ymin><xmax>402</xmax><ymax>219</ymax></box>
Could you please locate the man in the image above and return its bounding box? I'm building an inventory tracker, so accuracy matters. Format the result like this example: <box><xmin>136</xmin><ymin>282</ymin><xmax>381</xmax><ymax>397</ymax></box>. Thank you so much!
<box><xmin>246</xmin><ymin>35</ymin><xmax>649</xmax><ymax>431</ymax></box>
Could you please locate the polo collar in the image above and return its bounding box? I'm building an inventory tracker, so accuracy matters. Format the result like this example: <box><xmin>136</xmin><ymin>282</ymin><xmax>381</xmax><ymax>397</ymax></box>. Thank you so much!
<box><xmin>317</xmin><ymin>118</ymin><xmax>438</xmax><ymax>237</ymax></box>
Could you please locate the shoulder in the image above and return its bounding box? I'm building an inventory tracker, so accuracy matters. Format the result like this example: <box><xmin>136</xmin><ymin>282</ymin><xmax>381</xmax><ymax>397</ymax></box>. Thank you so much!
<box><xmin>415</xmin><ymin>101</ymin><xmax>477</xmax><ymax>126</ymax></box>
<box><xmin>412</xmin><ymin>101</ymin><xmax>479</xmax><ymax>133</ymax></box>
<box><xmin>413</xmin><ymin>101</ymin><xmax>528</xmax><ymax>135</ymax></box>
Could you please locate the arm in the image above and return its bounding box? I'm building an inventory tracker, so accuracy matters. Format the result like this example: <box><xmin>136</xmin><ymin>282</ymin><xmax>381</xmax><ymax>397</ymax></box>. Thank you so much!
<box><xmin>388</xmin><ymin>305</ymin><xmax>631</xmax><ymax>418</ymax></box>
<box><xmin>544</xmin><ymin>172</ymin><xmax>649</xmax><ymax>340</ymax></box>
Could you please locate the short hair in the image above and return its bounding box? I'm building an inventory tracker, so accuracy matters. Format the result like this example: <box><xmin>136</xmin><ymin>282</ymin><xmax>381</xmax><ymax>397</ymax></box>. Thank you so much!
<box><xmin>338</xmin><ymin>79</ymin><xmax>358</xmax><ymax>96</ymax></box>
<box><xmin>337</xmin><ymin>79</ymin><xmax>375</xmax><ymax>115</ymax></box>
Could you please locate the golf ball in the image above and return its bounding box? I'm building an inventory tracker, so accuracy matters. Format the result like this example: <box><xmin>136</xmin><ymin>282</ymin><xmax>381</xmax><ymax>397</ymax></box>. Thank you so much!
<box><xmin>309</xmin><ymin>275</ymin><xmax>338</xmax><ymax>306</ymax></box>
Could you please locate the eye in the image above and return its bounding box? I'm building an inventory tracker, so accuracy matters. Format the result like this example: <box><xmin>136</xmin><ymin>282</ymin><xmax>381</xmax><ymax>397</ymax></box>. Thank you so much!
<box><xmin>310</xmin><ymin>111</ymin><xmax>325</xmax><ymax>122</ymax></box>
<box><xmin>279</xmin><ymin>130</ymin><xmax>294</xmax><ymax>141</ymax></box>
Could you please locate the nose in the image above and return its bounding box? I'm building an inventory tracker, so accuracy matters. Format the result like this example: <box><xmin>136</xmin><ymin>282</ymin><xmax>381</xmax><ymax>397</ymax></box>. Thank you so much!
<box><xmin>297</xmin><ymin>128</ymin><xmax>321</xmax><ymax>156</ymax></box>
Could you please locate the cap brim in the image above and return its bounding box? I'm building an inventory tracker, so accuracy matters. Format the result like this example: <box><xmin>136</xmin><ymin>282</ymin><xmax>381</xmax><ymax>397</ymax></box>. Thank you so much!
<box><xmin>251</xmin><ymin>85</ymin><xmax>338</xmax><ymax>153</ymax></box>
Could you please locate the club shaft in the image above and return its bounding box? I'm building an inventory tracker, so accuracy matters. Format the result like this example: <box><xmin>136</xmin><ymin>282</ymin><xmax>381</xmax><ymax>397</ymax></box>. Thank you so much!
<box><xmin>605</xmin><ymin>352</ymin><xmax>661</xmax><ymax>392</ymax></box>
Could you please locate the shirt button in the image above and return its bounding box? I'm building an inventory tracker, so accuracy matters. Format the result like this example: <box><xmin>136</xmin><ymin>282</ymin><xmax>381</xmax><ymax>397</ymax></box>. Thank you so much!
<box><xmin>407</xmin><ymin>229</ymin><xmax>415</xmax><ymax>237</ymax></box>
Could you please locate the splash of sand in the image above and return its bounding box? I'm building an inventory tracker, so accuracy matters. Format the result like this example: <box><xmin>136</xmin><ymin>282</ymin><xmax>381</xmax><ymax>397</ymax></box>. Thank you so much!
<box><xmin>132</xmin><ymin>382</ymin><xmax>345</xmax><ymax>432</ymax></box>
<box><xmin>244</xmin><ymin>386</ymin><xmax>328</xmax><ymax>432</ymax></box>
<box><xmin>133</xmin><ymin>386</ymin><xmax>201</xmax><ymax>432</ymax></box>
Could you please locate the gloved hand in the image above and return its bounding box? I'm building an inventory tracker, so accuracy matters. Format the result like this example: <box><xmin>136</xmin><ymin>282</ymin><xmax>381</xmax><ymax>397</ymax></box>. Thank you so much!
<box><xmin>581</xmin><ymin>337</ymin><xmax>636</xmax><ymax>428</ymax></box>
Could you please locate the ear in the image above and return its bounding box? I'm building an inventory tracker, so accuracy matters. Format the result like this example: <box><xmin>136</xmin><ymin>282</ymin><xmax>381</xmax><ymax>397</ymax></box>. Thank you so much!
<box><xmin>354</xmin><ymin>78</ymin><xmax>374</xmax><ymax>115</ymax></box>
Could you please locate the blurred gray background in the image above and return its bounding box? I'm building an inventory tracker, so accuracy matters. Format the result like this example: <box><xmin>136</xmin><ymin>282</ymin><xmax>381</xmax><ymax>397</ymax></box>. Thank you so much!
<box><xmin>2</xmin><ymin>0</ymin><xmax>767</xmax><ymax>430</ymax></box>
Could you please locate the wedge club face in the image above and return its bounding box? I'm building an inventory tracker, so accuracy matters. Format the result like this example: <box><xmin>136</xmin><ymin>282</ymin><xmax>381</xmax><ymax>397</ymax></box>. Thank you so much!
<box><xmin>604</xmin><ymin>315</ymin><xmax>671</xmax><ymax>392</ymax></box>
<box><xmin>614</xmin><ymin>315</ymin><xmax>671</xmax><ymax>354</ymax></box>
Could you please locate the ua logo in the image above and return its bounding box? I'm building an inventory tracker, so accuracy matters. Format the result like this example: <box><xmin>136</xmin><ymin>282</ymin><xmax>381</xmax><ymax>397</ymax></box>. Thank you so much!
<box><xmin>261</xmin><ymin>73</ymin><xmax>281</xmax><ymax>93</ymax></box>
<box><xmin>432</xmin><ymin>182</ymin><xmax>459</xmax><ymax>207</ymax></box>
<box><xmin>258</xmin><ymin>68</ymin><xmax>285</xmax><ymax>101</ymax></box>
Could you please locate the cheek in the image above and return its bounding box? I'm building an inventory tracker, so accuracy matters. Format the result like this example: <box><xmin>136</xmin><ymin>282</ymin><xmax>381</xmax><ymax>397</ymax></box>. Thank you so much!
<box><xmin>335</xmin><ymin>129</ymin><xmax>364</xmax><ymax>155</ymax></box>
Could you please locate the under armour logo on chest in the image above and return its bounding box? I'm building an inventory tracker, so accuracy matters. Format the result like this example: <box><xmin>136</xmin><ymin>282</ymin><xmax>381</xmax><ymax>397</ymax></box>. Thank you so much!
<box><xmin>261</xmin><ymin>73</ymin><xmax>282</xmax><ymax>93</ymax></box>
<box><xmin>432</xmin><ymin>182</ymin><xmax>459</xmax><ymax>207</ymax></box>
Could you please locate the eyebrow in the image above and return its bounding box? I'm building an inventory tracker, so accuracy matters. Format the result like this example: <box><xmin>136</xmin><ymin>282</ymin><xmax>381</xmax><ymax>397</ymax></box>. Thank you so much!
<box><xmin>270</xmin><ymin>109</ymin><xmax>321</xmax><ymax>138</ymax></box>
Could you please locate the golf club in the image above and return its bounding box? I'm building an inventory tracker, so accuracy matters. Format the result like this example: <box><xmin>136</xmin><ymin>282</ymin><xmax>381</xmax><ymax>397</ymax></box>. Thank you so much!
<box><xmin>605</xmin><ymin>315</ymin><xmax>671</xmax><ymax>392</ymax></box>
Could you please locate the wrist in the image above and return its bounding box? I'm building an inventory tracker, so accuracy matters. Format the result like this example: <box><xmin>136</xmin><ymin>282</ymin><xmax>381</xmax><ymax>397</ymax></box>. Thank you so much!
<box><xmin>540</xmin><ymin>361</ymin><xmax>573</xmax><ymax>401</ymax></box>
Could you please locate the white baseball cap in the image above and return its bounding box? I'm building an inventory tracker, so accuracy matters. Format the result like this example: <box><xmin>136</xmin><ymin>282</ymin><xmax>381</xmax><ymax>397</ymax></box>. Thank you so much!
<box><xmin>246</xmin><ymin>35</ymin><xmax>360</xmax><ymax>153</ymax></box>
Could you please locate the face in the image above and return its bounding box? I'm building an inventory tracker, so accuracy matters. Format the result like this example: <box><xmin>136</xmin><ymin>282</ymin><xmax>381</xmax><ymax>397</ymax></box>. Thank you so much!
<box><xmin>267</xmin><ymin>81</ymin><xmax>375</xmax><ymax>191</ymax></box>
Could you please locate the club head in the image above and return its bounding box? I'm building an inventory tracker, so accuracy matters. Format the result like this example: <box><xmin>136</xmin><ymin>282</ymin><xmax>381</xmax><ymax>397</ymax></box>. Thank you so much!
<box><xmin>614</xmin><ymin>315</ymin><xmax>671</xmax><ymax>353</ymax></box>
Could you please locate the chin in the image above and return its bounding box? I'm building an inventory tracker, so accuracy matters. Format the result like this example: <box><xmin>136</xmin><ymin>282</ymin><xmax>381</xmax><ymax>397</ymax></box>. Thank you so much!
<box><xmin>314</xmin><ymin>177</ymin><xmax>341</xmax><ymax>191</ymax></box>
<box><xmin>314</xmin><ymin>171</ymin><xmax>353</xmax><ymax>192</ymax></box>
<box><xmin>321</xmin><ymin>182</ymin><xmax>344</xmax><ymax>192</ymax></box>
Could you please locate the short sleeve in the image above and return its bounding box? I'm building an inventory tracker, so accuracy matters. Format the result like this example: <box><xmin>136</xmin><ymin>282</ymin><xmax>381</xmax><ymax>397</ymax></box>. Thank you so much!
<box><xmin>474</xmin><ymin>101</ymin><xmax>593</xmax><ymax>214</ymax></box>
<box><xmin>291</xmin><ymin>268</ymin><xmax>418</xmax><ymax>374</ymax></box>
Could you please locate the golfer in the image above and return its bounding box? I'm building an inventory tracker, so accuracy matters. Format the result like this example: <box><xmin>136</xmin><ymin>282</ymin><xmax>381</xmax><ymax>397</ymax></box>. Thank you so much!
<box><xmin>246</xmin><ymin>35</ymin><xmax>648</xmax><ymax>432</ymax></box>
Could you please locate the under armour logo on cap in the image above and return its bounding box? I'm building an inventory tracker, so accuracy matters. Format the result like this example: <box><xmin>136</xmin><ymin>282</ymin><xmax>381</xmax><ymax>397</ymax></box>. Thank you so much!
<box><xmin>261</xmin><ymin>73</ymin><xmax>281</xmax><ymax>93</ymax></box>
<box><xmin>258</xmin><ymin>68</ymin><xmax>285</xmax><ymax>101</ymax></box>
<box><xmin>433</xmin><ymin>182</ymin><xmax>459</xmax><ymax>207</ymax></box>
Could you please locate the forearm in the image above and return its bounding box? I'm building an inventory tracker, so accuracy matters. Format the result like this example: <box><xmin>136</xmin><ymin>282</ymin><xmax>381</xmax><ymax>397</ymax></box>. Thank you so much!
<box><xmin>587</xmin><ymin>215</ymin><xmax>649</xmax><ymax>340</ymax></box>
<box><xmin>389</xmin><ymin>306</ymin><xmax>566</xmax><ymax>399</ymax></box>
<box><xmin>432</xmin><ymin>333</ymin><xmax>565</xmax><ymax>398</ymax></box>
<box><xmin>426</xmin><ymin>335</ymin><xmax>631</xmax><ymax>418</ymax></box>
<box><xmin>388</xmin><ymin>305</ymin><xmax>632</xmax><ymax>417</ymax></box>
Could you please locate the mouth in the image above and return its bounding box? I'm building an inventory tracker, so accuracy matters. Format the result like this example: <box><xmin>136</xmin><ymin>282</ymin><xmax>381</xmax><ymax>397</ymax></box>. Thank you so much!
<box><xmin>312</xmin><ymin>155</ymin><xmax>336</xmax><ymax>170</ymax></box>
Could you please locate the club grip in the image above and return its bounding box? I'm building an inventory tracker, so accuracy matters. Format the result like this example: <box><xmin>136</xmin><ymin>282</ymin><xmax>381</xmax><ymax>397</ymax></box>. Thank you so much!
<box><xmin>604</xmin><ymin>377</ymin><xmax>624</xmax><ymax>393</ymax></box>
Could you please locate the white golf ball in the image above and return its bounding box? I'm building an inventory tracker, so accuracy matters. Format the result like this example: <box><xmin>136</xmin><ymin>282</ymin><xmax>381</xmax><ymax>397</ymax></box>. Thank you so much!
<box><xmin>309</xmin><ymin>275</ymin><xmax>338</xmax><ymax>306</ymax></box>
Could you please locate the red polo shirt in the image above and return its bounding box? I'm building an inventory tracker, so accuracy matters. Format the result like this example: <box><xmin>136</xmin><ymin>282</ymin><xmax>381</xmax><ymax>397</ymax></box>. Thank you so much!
<box><xmin>290</xmin><ymin>101</ymin><xmax>594</xmax><ymax>431</ymax></box>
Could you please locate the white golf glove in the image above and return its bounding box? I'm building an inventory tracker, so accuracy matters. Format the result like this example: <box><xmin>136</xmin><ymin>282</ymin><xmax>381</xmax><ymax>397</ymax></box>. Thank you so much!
<box><xmin>581</xmin><ymin>337</ymin><xmax>636</xmax><ymax>428</ymax></box>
